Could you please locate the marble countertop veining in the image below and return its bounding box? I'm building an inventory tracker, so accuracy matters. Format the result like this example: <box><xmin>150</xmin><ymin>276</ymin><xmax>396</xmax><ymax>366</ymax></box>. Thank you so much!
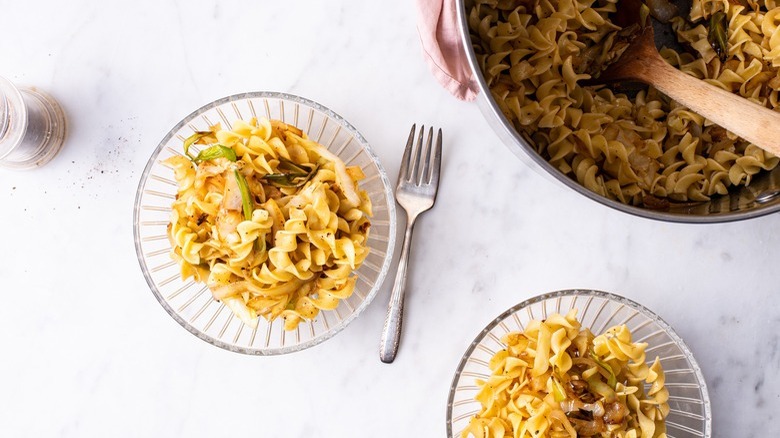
<box><xmin>1</xmin><ymin>0</ymin><xmax>778</xmax><ymax>436</ymax></box>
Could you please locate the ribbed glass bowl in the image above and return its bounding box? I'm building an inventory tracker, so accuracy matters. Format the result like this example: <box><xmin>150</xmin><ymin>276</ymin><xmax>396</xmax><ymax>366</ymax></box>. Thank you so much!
<box><xmin>133</xmin><ymin>92</ymin><xmax>396</xmax><ymax>355</ymax></box>
<box><xmin>447</xmin><ymin>289</ymin><xmax>711</xmax><ymax>438</ymax></box>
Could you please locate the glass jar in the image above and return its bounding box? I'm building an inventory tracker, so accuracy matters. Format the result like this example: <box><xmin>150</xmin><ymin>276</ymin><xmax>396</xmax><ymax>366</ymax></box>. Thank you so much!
<box><xmin>0</xmin><ymin>75</ymin><xmax>66</xmax><ymax>170</ymax></box>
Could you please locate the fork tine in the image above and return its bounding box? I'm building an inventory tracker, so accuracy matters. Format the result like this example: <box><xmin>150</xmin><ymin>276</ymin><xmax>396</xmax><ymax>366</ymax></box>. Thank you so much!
<box><xmin>429</xmin><ymin>128</ymin><xmax>442</xmax><ymax>186</ymax></box>
<box><xmin>399</xmin><ymin>124</ymin><xmax>416</xmax><ymax>183</ymax></box>
<box><xmin>410</xmin><ymin>125</ymin><xmax>425</xmax><ymax>183</ymax></box>
<box><xmin>420</xmin><ymin>126</ymin><xmax>434</xmax><ymax>185</ymax></box>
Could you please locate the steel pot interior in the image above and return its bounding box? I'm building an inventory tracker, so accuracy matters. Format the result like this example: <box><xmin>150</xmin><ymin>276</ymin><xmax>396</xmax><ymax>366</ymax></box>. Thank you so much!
<box><xmin>456</xmin><ymin>0</ymin><xmax>780</xmax><ymax>223</ymax></box>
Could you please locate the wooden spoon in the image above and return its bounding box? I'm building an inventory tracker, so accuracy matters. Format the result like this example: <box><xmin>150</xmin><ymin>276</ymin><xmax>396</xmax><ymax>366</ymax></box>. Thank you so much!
<box><xmin>592</xmin><ymin>0</ymin><xmax>780</xmax><ymax>156</ymax></box>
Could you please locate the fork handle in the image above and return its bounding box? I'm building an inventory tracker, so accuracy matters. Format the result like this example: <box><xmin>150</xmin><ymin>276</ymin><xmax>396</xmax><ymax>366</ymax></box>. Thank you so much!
<box><xmin>379</xmin><ymin>217</ymin><xmax>417</xmax><ymax>363</ymax></box>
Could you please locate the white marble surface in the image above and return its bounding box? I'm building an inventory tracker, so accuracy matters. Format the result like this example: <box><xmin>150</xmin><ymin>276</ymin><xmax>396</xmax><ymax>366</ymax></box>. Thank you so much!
<box><xmin>1</xmin><ymin>0</ymin><xmax>779</xmax><ymax>436</ymax></box>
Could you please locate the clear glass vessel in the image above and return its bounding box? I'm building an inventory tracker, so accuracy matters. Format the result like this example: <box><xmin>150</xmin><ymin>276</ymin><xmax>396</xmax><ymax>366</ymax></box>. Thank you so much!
<box><xmin>0</xmin><ymin>76</ymin><xmax>66</xmax><ymax>170</ymax></box>
<box><xmin>134</xmin><ymin>92</ymin><xmax>397</xmax><ymax>355</ymax></box>
<box><xmin>447</xmin><ymin>289</ymin><xmax>711</xmax><ymax>438</ymax></box>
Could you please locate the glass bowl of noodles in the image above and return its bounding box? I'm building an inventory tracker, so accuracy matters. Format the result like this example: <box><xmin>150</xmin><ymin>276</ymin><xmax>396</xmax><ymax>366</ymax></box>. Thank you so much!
<box><xmin>446</xmin><ymin>289</ymin><xmax>711</xmax><ymax>438</ymax></box>
<box><xmin>133</xmin><ymin>92</ymin><xmax>396</xmax><ymax>355</ymax></box>
<box><xmin>456</xmin><ymin>0</ymin><xmax>780</xmax><ymax>222</ymax></box>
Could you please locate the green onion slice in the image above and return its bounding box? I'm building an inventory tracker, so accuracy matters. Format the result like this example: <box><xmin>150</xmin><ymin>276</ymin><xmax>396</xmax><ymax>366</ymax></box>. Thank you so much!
<box><xmin>277</xmin><ymin>158</ymin><xmax>312</xmax><ymax>174</ymax></box>
<box><xmin>234</xmin><ymin>169</ymin><xmax>254</xmax><ymax>221</ymax></box>
<box><xmin>590</xmin><ymin>351</ymin><xmax>618</xmax><ymax>389</ymax></box>
<box><xmin>263</xmin><ymin>158</ymin><xmax>319</xmax><ymax>188</ymax></box>
<box><xmin>192</xmin><ymin>145</ymin><xmax>237</xmax><ymax>164</ymax></box>
<box><xmin>708</xmin><ymin>11</ymin><xmax>728</xmax><ymax>61</ymax></box>
<box><xmin>182</xmin><ymin>131</ymin><xmax>213</xmax><ymax>160</ymax></box>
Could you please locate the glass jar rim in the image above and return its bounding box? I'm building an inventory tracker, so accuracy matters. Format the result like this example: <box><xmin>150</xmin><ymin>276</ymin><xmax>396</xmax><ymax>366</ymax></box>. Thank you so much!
<box><xmin>0</xmin><ymin>75</ymin><xmax>29</xmax><ymax>161</ymax></box>
<box><xmin>0</xmin><ymin>89</ymin><xmax>7</xmax><ymax>138</ymax></box>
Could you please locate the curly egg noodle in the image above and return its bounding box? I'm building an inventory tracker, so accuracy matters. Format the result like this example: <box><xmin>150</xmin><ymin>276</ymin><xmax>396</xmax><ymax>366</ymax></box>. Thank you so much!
<box><xmin>470</xmin><ymin>0</ymin><xmax>780</xmax><ymax>206</ymax></box>
<box><xmin>463</xmin><ymin>311</ymin><xmax>669</xmax><ymax>438</ymax></box>
<box><xmin>164</xmin><ymin>118</ymin><xmax>372</xmax><ymax>331</ymax></box>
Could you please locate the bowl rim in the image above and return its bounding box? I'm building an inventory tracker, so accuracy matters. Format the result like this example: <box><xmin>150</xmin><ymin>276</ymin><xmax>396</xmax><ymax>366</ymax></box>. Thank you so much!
<box><xmin>133</xmin><ymin>91</ymin><xmax>397</xmax><ymax>355</ymax></box>
<box><xmin>454</xmin><ymin>0</ymin><xmax>780</xmax><ymax>223</ymax></box>
<box><xmin>445</xmin><ymin>288</ymin><xmax>712</xmax><ymax>438</ymax></box>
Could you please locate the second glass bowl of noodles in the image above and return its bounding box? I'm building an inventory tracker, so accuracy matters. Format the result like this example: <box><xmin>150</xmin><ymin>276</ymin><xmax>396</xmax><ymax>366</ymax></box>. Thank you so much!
<box><xmin>446</xmin><ymin>289</ymin><xmax>711</xmax><ymax>438</ymax></box>
<box><xmin>133</xmin><ymin>92</ymin><xmax>396</xmax><ymax>355</ymax></box>
<box><xmin>456</xmin><ymin>0</ymin><xmax>780</xmax><ymax>222</ymax></box>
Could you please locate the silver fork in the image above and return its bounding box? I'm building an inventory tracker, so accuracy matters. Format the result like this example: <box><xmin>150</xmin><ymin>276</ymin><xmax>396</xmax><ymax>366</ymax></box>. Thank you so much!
<box><xmin>379</xmin><ymin>124</ymin><xmax>442</xmax><ymax>363</ymax></box>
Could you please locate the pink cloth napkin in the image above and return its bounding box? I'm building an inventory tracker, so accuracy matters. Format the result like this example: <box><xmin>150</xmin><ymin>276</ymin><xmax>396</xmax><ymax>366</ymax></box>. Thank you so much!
<box><xmin>416</xmin><ymin>0</ymin><xmax>479</xmax><ymax>101</ymax></box>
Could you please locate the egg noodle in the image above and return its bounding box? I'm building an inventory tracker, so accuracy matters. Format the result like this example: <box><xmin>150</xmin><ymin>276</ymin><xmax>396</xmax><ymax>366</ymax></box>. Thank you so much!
<box><xmin>469</xmin><ymin>0</ymin><xmax>780</xmax><ymax>206</ymax></box>
<box><xmin>164</xmin><ymin>118</ymin><xmax>372</xmax><ymax>331</ymax></box>
<box><xmin>462</xmin><ymin>310</ymin><xmax>669</xmax><ymax>438</ymax></box>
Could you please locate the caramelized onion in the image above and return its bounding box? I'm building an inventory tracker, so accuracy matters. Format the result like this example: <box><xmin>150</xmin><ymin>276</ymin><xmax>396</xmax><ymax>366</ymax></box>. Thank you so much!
<box><xmin>646</xmin><ymin>0</ymin><xmax>678</xmax><ymax>23</ymax></box>
<box><xmin>568</xmin><ymin>379</ymin><xmax>588</xmax><ymax>396</ymax></box>
<box><xmin>211</xmin><ymin>281</ymin><xmax>249</xmax><ymax>300</ymax></box>
<box><xmin>603</xmin><ymin>401</ymin><xmax>630</xmax><ymax>424</ymax></box>
<box><xmin>560</xmin><ymin>400</ymin><xmax>605</xmax><ymax>417</ymax></box>
<box><xmin>570</xmin><ymin>417</ymin><xmax>606</xmax><ymax>436</ymax></box>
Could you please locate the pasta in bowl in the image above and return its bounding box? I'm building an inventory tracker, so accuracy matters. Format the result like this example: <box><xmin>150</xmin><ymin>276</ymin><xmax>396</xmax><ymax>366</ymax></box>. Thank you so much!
<box><xmin>447</xmin><ymin>290</ymin><xmax>710</xmax><ymax>438</ymax></box>
<box><xmin>457</xmin><ymin>0</ymin><xmax>780</xmax><ymax>222</ymax></box>
<box><xmin>165</xmin><ymin>118</ymin><xmax>372</xmax><ymax>331</ymax></box>
<box><xmin>134</xmin><ymin>93</ymin><xmax>396</xmax><ymax>354</ymax></box>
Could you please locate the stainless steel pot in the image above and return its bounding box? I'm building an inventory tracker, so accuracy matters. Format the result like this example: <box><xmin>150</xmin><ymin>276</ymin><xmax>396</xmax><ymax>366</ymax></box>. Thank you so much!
<box><xmin>455</xmin><ymin>0</ymin><xmax>780</xmax><ymax>223</ymax></box>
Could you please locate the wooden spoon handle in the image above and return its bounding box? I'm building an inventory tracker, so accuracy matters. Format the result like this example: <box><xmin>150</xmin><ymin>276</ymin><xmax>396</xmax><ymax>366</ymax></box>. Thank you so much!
<box><xmin>640</xmin><ymin>55</ymin><xmax>780</xmax><ymax>157</ymax></box>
